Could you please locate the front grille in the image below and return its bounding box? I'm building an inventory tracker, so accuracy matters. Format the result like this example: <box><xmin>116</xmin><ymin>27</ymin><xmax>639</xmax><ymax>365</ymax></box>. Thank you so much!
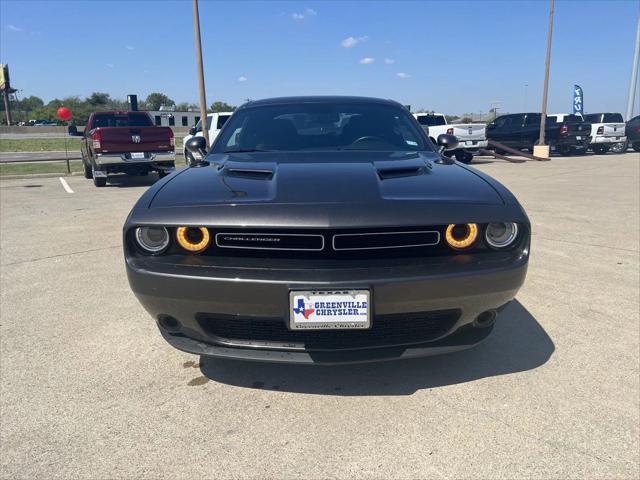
<box><xmin>197</xmin><ymin>309</ymin><xmax>460</xmax><ymax>351</ymax></box>
<box><xmin>333</xmin><ymin>230</ymin><xmax>440</xmax><ymax>250</ymax></box>
<box><xmin>216</xmin><ymin>232</ymin><xmax>324</xmax><ymax>251</ymax></box>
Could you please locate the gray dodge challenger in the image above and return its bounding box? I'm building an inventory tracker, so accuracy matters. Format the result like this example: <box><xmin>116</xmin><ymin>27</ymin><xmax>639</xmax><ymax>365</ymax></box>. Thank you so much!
<box><xmin>124</xmin><ymin>96</ymin><xmax>529</xmax><ymax>364</ymax></box>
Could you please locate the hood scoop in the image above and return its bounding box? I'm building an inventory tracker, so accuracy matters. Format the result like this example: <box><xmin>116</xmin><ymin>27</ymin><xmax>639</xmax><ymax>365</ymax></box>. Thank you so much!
<box><xmin>220</xmin><ymin>160</ymin><xmax>275</xmax><ymax>180</ymax></box>
<box><xmin>377</xmin><ymin>165</ymin><xmax>425</xmax><ymax>180</ymax></box>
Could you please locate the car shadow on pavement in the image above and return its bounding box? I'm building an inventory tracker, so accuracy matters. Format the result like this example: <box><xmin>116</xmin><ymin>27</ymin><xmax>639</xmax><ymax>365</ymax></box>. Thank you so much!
<box><xmin>199</xmin><ymin>300</ymin><xmax>554</xmax><ymax>396</ymax></box>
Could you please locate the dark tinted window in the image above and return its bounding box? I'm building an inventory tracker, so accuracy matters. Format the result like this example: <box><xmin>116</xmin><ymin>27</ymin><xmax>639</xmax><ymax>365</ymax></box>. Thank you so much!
<box><xmin>93</xmin><ymin>112</ymin><xmax>153</xmax><ymax>128</ymax></box>
<box><xmin>546</xmin><ymin>116</ymin><xmax>558</xmax><ymax>123</ymax></box>
<box><xmin>416</xmin><ymin>115</ymin><xmax>446</xmax><ymax>126</ymax></box>
<box><xmin>603</xmin><ymin>113</ymin><xmax>623</xmax><ymax>123</ymax></box>
<box><xmin>217</xmin><ymin>114</ymin><xmax>231</xmax><ymax>129</ymax></box>
<box><xmin>510</xmin><ymin>114</ymin><xmax>526</xmax><ymax>125</ymax></box>
<box><xmin>168</xmin><ymin>116</ymin><xmax>175</xmax><ymax>126</ymax></box>
<box><xmin>525</xmin><ymin>113</ymin><xmax>541</xmax><ymax>125</ymax></box>
<box><xmin>584</xmin><ymin>114</ymin><xmax>601</xmax><ymax>123</ymax></box>
<box><xmin>181</xmin><ymin>116</ymin><xmax>188</xmax><ymax>126</ymax></box>
<box><xmin>214</xmin><ymin>102</ymin><xmax>429</xmax><ymax>153</ymax></box>
<box><xmin>563</xmin><ymin>114</ymin><xmax>583</xmax><ymax>124</ymax></box>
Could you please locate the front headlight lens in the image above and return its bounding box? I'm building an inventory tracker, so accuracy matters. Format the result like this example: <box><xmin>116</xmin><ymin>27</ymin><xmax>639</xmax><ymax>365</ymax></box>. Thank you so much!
<box><xmin>485</xmin><ymin>222</ymin><xmax>519</xmax><ymax>248</ymax></box>
<box><xmin>176</xmin><ymin>226</ymin><xmax>210</xmax><ymax>253</ymax></box>
<box><xmin>135</xmin><ymin>226</ymin><xmax>170</xmax><ymax>253</ymax></box>
<box><xmin>445</xmin><ymin>223</ymin><xmax>478</xmax><ymax>249</ymax></box>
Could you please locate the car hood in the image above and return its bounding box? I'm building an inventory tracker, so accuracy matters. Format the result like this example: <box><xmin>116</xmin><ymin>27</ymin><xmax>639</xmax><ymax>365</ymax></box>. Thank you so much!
<box><xmin>150</xmin><ymin>151</ymin><xmax>503</xmax><ymax>208</ymax></box>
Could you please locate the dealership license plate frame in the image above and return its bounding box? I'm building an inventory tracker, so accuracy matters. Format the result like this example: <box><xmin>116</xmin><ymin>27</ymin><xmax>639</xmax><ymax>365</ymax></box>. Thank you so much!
<box><xmin>288</xmin><ymin>289</ymin><xmax>371</xmax><ymax>331</ymax></box>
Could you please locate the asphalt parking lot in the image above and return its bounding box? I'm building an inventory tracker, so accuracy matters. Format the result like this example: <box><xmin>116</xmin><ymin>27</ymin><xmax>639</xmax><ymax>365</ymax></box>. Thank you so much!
<box><xmin>1</xmin><ymin>153</ymin><xmax>638</xmax><ymax>479</ymax></box>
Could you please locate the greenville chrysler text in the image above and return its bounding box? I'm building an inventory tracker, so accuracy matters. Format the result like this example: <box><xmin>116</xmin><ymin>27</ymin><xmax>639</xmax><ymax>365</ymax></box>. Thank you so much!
<box><xmin>124</xmin><ymin>96</ymin><xmax>530</xmax><ymax>364</ymax></box>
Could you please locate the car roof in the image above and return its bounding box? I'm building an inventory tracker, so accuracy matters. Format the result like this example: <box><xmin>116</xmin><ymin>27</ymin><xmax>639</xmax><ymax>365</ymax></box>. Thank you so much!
<box><xmin>239</xmin><ymin>96</ymin><xmax>402</xmax><ymax>109</ymax></box>
<box><xmin>414</xmin><ymin>112</ymin><xmax>444</xmax><ymax>116</ymax></box>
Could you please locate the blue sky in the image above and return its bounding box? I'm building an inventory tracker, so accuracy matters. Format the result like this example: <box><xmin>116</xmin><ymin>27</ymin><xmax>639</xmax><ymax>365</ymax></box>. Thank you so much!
<box><xmin>1</xmin><ymin>0</ymin><xmax>638</xmax><ymax>115</ymax></box>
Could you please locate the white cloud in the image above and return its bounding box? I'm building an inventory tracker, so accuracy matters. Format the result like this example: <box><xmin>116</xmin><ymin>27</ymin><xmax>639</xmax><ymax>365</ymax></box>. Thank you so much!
<box><xmin>7</xmin><ymin>24</ymin><xmax>22</xmax><ymax>32</ymax></box>
<box><xmin>359</xmin><ymin>57</ymin><xmax>375</xmax><ymax>65</ymax></box>
<box><xmin>292</xmin><ymin>7</ymin><xmax>317</xmax><ymax>21</ymax></box>
<box><xmin>125</xmin><ymin>45</ymin><xmax>135</xmax><ymax>51</ymax></box>
<box><xmin>396</xmin><ymin>72</ymin><xmax>410</xmax><ymax>79</ymax></box>
<box><xmin>384</xmin><ymin>58</ymin><xmax>395</xmax><ymax>64</ymax></box>
<box><xmin>106</xmin><ymin>63</ymin><xmax>115</xmax><ymax>68</ymax></box>
<box><xmin>341</xmin><ymin>35</ymin><xmax>368</xmax><ymax>48</ymax></box>
<box><xmin>238</xmin><ymin>76</ymin><xmax>248</xmax><ymax>82</ymax></box>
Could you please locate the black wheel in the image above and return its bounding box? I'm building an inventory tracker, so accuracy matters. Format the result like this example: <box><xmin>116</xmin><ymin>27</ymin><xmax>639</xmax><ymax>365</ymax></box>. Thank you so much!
<box><xmin>83</xmin><ymin>160</ymin><xmax>92</xmax><ymax>179</ymax></box>
<box><xmin>592</xmin><ymin>145</ymin><xmax>609</xmax><ymax>155</ymax></box>
<box><xmin>610</xmin><ymin>141</ymin><xmax>627</xmax><ymax>154</ymax></box>
<box><xmin>633</xmin><ymin>142</ymin><xmax>640</xmax><ymax>152</ymax></box>
<box><xmin>442</xmin><ymin>150</ymin><xmax>454</xmax><ymax>158</ymax></box>
<box><xmin>454</xmin><ymin>150</ymin><xmax>473</xmax><ymax>164</ymax></box>
<box><xmin>93</xmin><ymin>175</ymin><xmax>106</xmax><ymax>187</ymax></box>
<box><xmin>557</xmin><ymin>145</ymin><xmax>571</xmax><ymax>156</ymax></box>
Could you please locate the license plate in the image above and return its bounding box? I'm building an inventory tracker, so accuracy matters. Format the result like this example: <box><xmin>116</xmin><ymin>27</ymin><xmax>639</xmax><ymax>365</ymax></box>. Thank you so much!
<box><xmin>289</xmin><ymin>290</ymin><xmax>370</xmax><ymax>330</ymax></box>
<box><xmin>576</xmin><ymin>136</ymin><xmax>582</xmax><ymax>140</ymax></box>
<box><xmin>131</xmin><ymin>152</ymin><xmax>145</xmax><ymax>159</ymax></box>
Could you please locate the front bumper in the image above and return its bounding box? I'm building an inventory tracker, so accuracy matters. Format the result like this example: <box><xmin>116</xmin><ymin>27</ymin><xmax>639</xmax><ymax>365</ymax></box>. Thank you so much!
<box><xmin>126</xmin><ymin>247</ymin><xmax>529</xmax><ymax>364</ymax></box>
<box><xmin>95</xmin><ymin>151</ymin><xmax>175</xmax><ymax>166</ymax></box>
<box><xmin>455</xmin><ymin>139</ymin><xmax>488</xmax><ymax>151</ymax></box>
<box><xmin>592</xmin><ymin>135</ymin><xmax>627</xmax><ymax>144</ymax></box>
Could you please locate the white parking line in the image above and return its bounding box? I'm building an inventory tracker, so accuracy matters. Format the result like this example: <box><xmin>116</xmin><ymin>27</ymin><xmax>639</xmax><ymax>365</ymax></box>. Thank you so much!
<box><xmin>59</xmin><ymin>177</ymin><xmax>74</xmax><ymax>194</ymax></box>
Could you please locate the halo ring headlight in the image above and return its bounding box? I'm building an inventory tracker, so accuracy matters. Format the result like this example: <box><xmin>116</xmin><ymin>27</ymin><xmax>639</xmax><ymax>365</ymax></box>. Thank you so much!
<box><xmin>445</xmin><ymin>223</ymin><xmax>478</xmax><ymax>250</ymax></box>
<box><xmin>176</xmin><ymin>226</ymin><xmax>210</xmax><ymax>253</ymax></box>
<box><xmin>135</xmin><ymin>226</ymin><xmax>170</xmax><ymax>254</ymax></box>
<box><xmin>485</xmin><ymin>222</ymin><xmax>519</xmax><ymax>249</ymax></box>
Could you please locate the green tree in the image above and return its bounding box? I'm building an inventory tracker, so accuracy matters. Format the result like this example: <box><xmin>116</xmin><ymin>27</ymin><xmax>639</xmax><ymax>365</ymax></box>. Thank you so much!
<box><xmin>176</xmin><ymin>102</ymin><xmax>198</xmax><ymax>111</ymax></box>
<box><xmin>145</xmin><ymin>92</ymin><xmax>175</xmax><ymax>110</ymax></box>
<box><xmin>87</xmin><ymin>92</ymin><xmax>111</xmax><ymax>106</ymax></box>
<box><xmin>209</xmin><ymin>101</ymin><xmax>236</xmax><ymax>112</ymax></box>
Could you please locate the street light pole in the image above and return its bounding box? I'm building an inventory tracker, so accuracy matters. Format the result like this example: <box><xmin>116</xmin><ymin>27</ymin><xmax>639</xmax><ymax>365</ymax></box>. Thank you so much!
<box><xmin>625</xmin><ymin>13</ymin><xmax>640</xmax><ymax>120</ymax></box>
<box><xmin>192</xmin><ymin>0</ymin><xmax>210</xmax><ymax>148</ymax></box>
<box><xmin>536</xmin><ymin>0</ymin><xmax>554</xmax><ymax>158</ymax></box>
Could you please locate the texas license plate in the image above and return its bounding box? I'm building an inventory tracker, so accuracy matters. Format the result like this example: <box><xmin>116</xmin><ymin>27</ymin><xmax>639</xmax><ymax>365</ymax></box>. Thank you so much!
<box><xmin>289</xmin><ymin>290</ymin><xmax>370</xmax><ymax>330</ymax></box>
<box><xmin>131</xmin><ymin>152</ymin><xmax>145</xmax><ymax>159</ymax></box>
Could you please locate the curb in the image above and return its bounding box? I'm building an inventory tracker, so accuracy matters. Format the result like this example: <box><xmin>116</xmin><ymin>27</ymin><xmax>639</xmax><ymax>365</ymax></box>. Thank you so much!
<box><xmin>0</xmin><ymin>172</ymin><xmax>84</xmax><ymax>180</ymax></box>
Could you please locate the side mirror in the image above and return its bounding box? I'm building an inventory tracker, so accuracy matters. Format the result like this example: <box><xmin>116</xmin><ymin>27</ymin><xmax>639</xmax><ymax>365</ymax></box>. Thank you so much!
<box><xmin>185</xmin><ymin>136</ymin><xmax>208</xmax><ymax>160</ymax></box>
<box><xmin>188</xmin><ymin>127</ymin><xmax>196</xmax><ymax>135</ymax></box>
<box><xmin>437</xmin><ymin>133</ymin><xmax>459</xmax><ymax>151</ymax></box>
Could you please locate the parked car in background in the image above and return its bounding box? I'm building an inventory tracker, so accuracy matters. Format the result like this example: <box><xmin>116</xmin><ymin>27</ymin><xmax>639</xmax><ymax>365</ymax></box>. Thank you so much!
<box><xmin>182</xmin><ymin>112</ymin><xmax>233</xmax><ymax>164</ymax></box>
<box><xmin>413</xmin><ymin>113</ymin><xmax>486</xmax><ymax>163</ymax></box>
<box><xmin>71</xmin><ymin>111</ymin><xmax>175</xmax><ymax>187</ymax></box>
<box><xmin>582</xmin><ymin>113</ymin><xmax>626</xmax><ymax>154</ymax></box>
<box><xmin>125</xmin><ymin>96</ymin><xmax>529</xmax><ymax>364</ymax></box>
<box><xmin>31</xmin><ymin>119</ymin><xmax>58</xmax><ymax>126</ymax></box>
<box><xmin>487</xmin><ymin>113</ymin><xmax>591</xmax><ymax>155</ymax></box>
<box><xmin>625</xmin><ymin>115</ymin><xmax>640</xmax><ymax>152</ymax></box>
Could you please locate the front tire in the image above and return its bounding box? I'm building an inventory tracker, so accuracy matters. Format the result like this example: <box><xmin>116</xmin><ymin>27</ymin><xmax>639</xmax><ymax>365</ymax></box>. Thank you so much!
<box><xmin>592</xmin><ymin>145</ymin><xmax>610</xmax><ymax>155</ymax></box>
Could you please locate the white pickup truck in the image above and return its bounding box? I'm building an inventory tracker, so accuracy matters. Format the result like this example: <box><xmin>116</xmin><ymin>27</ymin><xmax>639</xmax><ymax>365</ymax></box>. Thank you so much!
<box><xmin>412</xmin><ymin>113</ymin><xmax>487</xmax><ymax>163</ymax></box>
<box><xmin>182</xmin><ymin>111</ymin><xmax>233</xmax><ymax>163</ymax></box>
<box><xmin>583</xmin><ymin>113</ymin><xmax>627</xmax><ymax>154</ymax></box>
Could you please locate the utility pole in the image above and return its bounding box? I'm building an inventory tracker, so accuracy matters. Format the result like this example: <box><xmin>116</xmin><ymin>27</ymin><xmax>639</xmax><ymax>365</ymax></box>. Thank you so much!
<box><xmin>192</xmin><ymin>0</ymin><xmax>210</xmax><ymax>147</ymax></box>
<box><xmin>535</xmin><ymin>0</ymin><xmax>554</xmax><ymax>159</ymax></box>
<box><xmin>625</xmin><ymin>13</ymin><xmax>640</xmax><ymax>120</ymax></box>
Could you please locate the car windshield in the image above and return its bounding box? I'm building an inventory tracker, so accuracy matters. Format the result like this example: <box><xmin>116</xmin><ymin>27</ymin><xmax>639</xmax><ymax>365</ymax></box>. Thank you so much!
<box><xmin>416</xmin><ymin>115</ymin><xmax>446</xmax><ymax>127</ymax></box>
<box><xmin>213</xmin><ymin>102</ymin><xmax>430</xmax><ymax>153</ymax></box>
<box><xmin>602</xmin><ymin>113</ymin><xmax>623</xmax><ymax>123</ymax></box>
<box><xmin>93</xmin><ymin>112</ymin><xmax>152</xmax><ymax>128</ymax></box>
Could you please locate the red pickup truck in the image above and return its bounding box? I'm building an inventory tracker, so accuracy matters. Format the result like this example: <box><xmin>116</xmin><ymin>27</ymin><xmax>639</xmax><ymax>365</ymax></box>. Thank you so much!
<box><xmin>72</xmin><ymin>111</ymin><xmax>175</xmax><ymax>187</ymax></box>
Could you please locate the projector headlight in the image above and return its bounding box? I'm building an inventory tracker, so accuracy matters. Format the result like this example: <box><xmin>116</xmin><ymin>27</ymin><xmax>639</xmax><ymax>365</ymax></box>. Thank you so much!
<box><xmin>485</xmin><ymin>222</ymin><xmax>519</xmax><ymax>249</ymax></box>
<box><xmin>135</xmin><ymin>226</ymin><xmax>170</xmax><ymax>254</ymax></box>
<box><xmin>445</xmin><ymin>223</ymin><xmax>478</xmax><ymax>250</ymax></box>
<box><xmin>176</xmin><ymin>226</ymin><xmax>210</xmax><ymax>253</ymax></box>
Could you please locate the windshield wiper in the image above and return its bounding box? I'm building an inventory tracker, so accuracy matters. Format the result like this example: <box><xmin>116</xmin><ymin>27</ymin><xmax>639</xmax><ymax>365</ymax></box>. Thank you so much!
<box><xmin>223</xmin><ymin>148</ymin><xmax>272</xmax><ymax>153</ymax></box>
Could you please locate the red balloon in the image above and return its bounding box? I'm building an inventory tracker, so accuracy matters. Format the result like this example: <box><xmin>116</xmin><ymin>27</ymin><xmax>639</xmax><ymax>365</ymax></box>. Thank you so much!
<box><xmin>56</xmin><ymin>107</ymin><xmax>72</xmax><ymax>121</ymax></box>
